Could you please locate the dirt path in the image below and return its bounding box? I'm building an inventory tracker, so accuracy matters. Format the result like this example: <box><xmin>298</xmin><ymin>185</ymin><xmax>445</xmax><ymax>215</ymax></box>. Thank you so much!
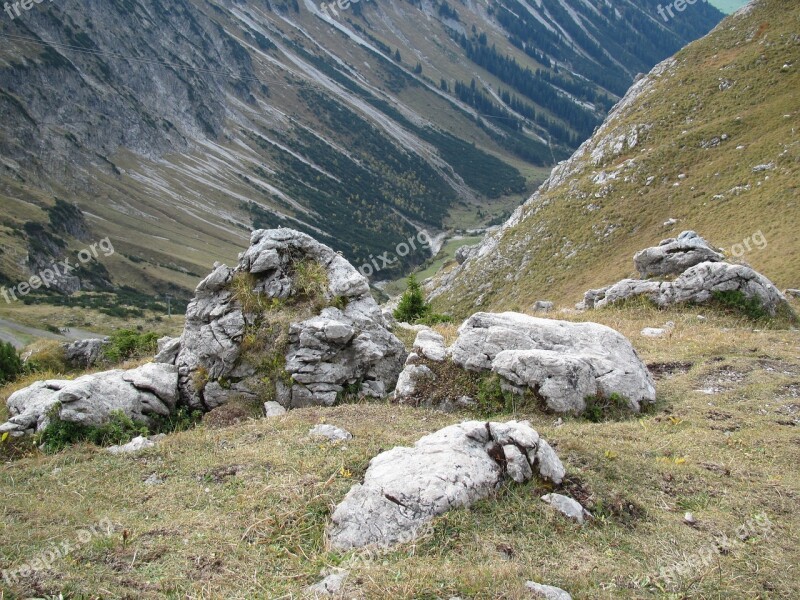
<box><xmin>0</xmin><ymin>317</ymin><xmax>101</xmax><ymax>349</ymax></box>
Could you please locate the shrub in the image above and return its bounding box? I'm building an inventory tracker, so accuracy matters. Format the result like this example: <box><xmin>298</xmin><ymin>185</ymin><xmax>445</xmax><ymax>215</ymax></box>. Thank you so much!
<box><xmin>37</xmin><ymin>407</ymin><xmax>149</xmax><ymax>453</ymax></box>
<box><xmin>103</xmin><ymin>329</ymin><xmax>159</xmax><ymax>363</ymax></box>
<box><xmin>710</xmin><ymin>289</ymin><xmax>768</xmax><ymax>321</ymax></box>
<box><xmin>583</xmin><ymin>392</ymin><xmax>631</xmax><ymax>422</ymax></box>
<box><xmin>0</xmin><ymin>341</ymin><xmax>22</xmax><ymax>384</ymax></box>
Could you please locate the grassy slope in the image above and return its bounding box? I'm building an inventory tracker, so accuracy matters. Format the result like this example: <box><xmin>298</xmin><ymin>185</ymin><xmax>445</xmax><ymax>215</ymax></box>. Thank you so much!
<box><xmin>431</xmin><ymin>0</ymin><xmax>800</xmax><ymax>319</ymax></box>
<box><xmin>1</xmin><ymin>300</ymin><xmax>799</xmax><ymax>598</ymax></box>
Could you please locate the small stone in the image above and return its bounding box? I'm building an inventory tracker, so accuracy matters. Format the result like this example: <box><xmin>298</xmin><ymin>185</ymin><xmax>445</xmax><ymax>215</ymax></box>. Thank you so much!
<box><xmin>684</xmin><ymin>512</ymin><xmax>697</xmax><ymax>526</ymax></box>
<box><xmin>541</xmin><ymin>493</ymin><xmax>590</xmax><ymax>524</ymax></box>
<box><xmin>525</xmin><ymin>580</ymin><xmax>573</xmax><ymax>599</ymax></box>
<box><xmin>309</xmin><ymin>424</ymin><xmax>352</xmax><ymax>442</ymax></box>
<box><xmin>307</xmin><ymin>568</ymin><xmax>349</xmax><ymax>596</ymax></box>
<box><xmin>144</xmin><ymin>473</ymin><xmax>164</xmax><ymax>486</ymax></box>
<box><xmin>264</xmin><ymin>401</ymin><xmax>287</xmax><ymax>417</ymax></box>
<box><xmin>532</xmin><ymin>300</ymin><xmax>554</xmax><ymax>313</ymax></box>
<box><xmin>641</xmin><ymin>327</ymin><xmax>666</xmax><ymax>338</ymax></box>
<box><xmin>107</xmin><ymin>436</ymin><xmax>156</xmax><ymax>455</ymax></box>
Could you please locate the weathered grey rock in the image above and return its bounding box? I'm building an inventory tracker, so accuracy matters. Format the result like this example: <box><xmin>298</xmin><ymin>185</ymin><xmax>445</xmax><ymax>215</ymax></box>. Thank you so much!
<box><xmin>532</xmin><ymin>300</ymin><xmax>554</xmax><ymax>313</ymax></box>
<box><xmin>307</xmin><ymin>569</ymin><xmax>349</xmax><ymax>596</ymax></box>
<box><xmin>173</xmin><ymin>229</ymin><xmax>406</xmax><ymax>411</ymax></box>
<box><xmin>309</xmin><ymin>424</ymin><xmax>352</xmax><ymax>442</ymax></box>
<box><xmin>327</xmin><ymin>420</ymin><xmax>564</xmax><ymax>549</ymax></box>
<box><xmin>541</xmin><ymin>493</ymin><xmax>590</xmax><ymax>524</ymax></box>
<box><xmin>0</xmin><ymin>363</ymin><xmax>179</xmax><ymax>435</ymax></box>
<box><xmin>154</xmin><ymin>336</ymin><xmax>181</xmax><ymax>364</ymax></box>
<box><xmin>455</xmin><ymin>244</ymin><xmax>479</xmax><ymax>265</ymax></box>
<box><xmin>449</xmin><ymin>312</ymin><xmax>655</xmax><ymax>414</ymax></box>
<box><xmin>263</xmin><ymin>401</ymin><xmax>287</xmax><ymax>417</ymax></box>
<box><xmin>641</xmin><ymin>327</ymin><xmax>667</xmax><ymax>338</ymax></box>
<box><xmin>525</xmin><ymin>581</ymin><xmax>573</xmax><ymax>600</ymax></box>
<box><xmin>785</xmin><ymin>288</ymin><xmax>800</xmax><ymax>298</ymax></box>
<box><xmin>63</xmin><ymin>338</ymin><xmax>108</xmax><ymax>369</ymax></box>
<box><xmin>633</xmin><ymin>230</ymin><xmax>723</xmax><ymax>278</ymax></box>
<box><xmin>107</xmin><ymin>435</ymin><xmax>155</xmax><ymax>455</ymax></box>
<box><xmin>535</xmin><ymin>439</ymin><xmax>565</xmax><ymax>485</ymax></box>
<box><xmin>412</xmin><ymin>329</ymin><xmax>447</xmax><ymax>362</ymax></box>
<box><xmin>393</xmin><ymin>364</ymin><xmax>436</xmax><ymax>402</ymax></box>
<box><xmin>586</xmin><ymin>261</ymin><xmax>789</xmax><ymax>316</ymax></box>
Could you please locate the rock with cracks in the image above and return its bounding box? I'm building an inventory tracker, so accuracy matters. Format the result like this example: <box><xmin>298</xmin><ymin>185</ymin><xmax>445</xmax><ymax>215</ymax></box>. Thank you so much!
<box><xmin>449</xmin><ymin>312</ymin><xmax>655</xmax><ymax>414</ymax></box>
<box><xmin>327</xmin><ymin>420</ymin><xmax>564</xmax><ymax>550</ymax></box>
<box><xmin>0</xmin><ymin>363</ymin><xmax>179</xmax><ymax>435</ymax></box>
<box><xmin>159</xmin><ymin>228</ymin><xmax>406</xmax><ymax>411</ymax></box>
<box><xmin>582</xmin><ymin>232</ymin><xmax>790</xmax><ymax>316</ymax></box>
<box><xmin>633</xmin><ymin>230</ymin><xmax>723</xmax><ymax>278</ymax></box>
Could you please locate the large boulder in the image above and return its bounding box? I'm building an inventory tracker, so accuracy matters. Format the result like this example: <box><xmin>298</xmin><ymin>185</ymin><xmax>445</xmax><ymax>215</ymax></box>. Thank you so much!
<box><xmin>164</xmin><ymin>228</ymin><xmax>407</xmax><ymax>410</ymax></box>
<box><xmin>0</xmin><ymin>363</ymin><xmax>179</xmax><ymax>436</ymax></box>
<box><xmin>583</xmin><ymin>232</ymin><xmax>791</xmax><ymax>317</ymax></box>
<box><xmin>585</xmin><ymin>262</ymin><xmax>789</xmax><ymax>316</ymax></box>
<box><xmin>327</xmin><ymin>420</ymin><xmax>564</xmax><ymax>550</ymax></box>
<box><xmin>633</xmin><ymin>230</ymin><xmax>723</xmax><ymax>278</ymax></box>
<box><xmin>447</xmin><ymin>312</ymin><xmax>655</xmax><ymax>413</ymax></box>
<box><xmin>63</xmin><ymin>338</ymin><xmax>109</xmax><ymax>369</ymax></box>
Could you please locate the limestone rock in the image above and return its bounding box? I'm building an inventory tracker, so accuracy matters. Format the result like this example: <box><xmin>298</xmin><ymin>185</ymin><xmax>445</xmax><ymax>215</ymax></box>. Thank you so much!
<box><xmin>173</xmin><ymin>229</ymin><xmax>406</xmax><ymax>410</ymax></box>
<box><xmin>309</xmin><ymin>424</ymin><xmax>352</xmax><ymax>442</ymax></box>
<box><xmin>107</xmin><ymin>435</ymin><xmax>156</xmax><ymax>455</ymax></box>
<box><xmin>327</xmin><ymin>420</ymin><xmax>564</xmax><ymax>549</ymax></box>
<box><xmin>633</xmin><ymin>230</ymin><xmax>723</xmax><ymax>278</ymax></box>
<box><xmin>63</xmin><ymin>338</ymin><xmax>108</xmax><ymax>369</ymax></box>
<box><xmin>263</xmin><ymin>401</ymin><xmax>287</xmax><ymax>417</ymax></box>
<box><xmin>449</xmin><ymin>312</ymin><xmax>655</xmax><ymax>414</ymax></box>
<box><xmin>541</xmin><ymin>493</ymin><xmax>591</xmax><ymax>524</ymax></box>
<box><xmin>525</xmin><ymin>581</ymin><xmax>573</xmax><ymax>600</ymax></box>
<box><xmin>307</xmin><ymin>569</ymin><xmax>349</xmax><ymax>596</ymax></box>
<box><xmin>412</xmin><ymin>329</ymin><xmax>447</xmax><ymax>362</ymax></box>
<box><xmin>0</xmin><ymin>363</ymin><xmax>179</xmax><ymax>435</ymax></box>
<box><xmin>392</xmin><ymin>364</ymin><xmax>436</xmax><ymax>402</ymax></box>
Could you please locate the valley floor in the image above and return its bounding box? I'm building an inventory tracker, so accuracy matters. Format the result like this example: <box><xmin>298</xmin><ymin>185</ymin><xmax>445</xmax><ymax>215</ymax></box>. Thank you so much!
<box><xmin>1</xmin><ymin>302</ymin><xmax>798</xmax><ymax>599</ymax></box>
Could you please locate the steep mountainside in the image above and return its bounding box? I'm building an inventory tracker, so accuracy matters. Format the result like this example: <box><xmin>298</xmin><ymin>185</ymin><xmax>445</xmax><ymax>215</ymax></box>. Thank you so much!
<box><xmin>430</xmin><ymin>0</ymin><xmax>799</xmax><ymax>316</ymax></box>
<box><xmin>0</xmin><ymin>0</ymin><xmax>721</xmax><ymax>303</ymax></box>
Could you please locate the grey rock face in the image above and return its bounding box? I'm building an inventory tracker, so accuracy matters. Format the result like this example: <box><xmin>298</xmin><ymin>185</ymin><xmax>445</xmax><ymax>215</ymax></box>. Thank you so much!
<box><xmin>585</xmin><ymin>261</ymin><xmax>788</xmax><ymax>316</ymax></box>
<box><xmin>541</xmin><ymin>493</ymin><xmax>591</xmax><ymax>524</ymax></box>
<box><xmin>412</xmin><ymin>329</ymin><xmax>447</xmax><ymax>362</ymax></box>
<box><xmin>63</xmin><ymin>338</ymin><xmax>108</xmax><ymax>369</ymax></box>
<box><xmin>327</xmin><ymin>420</ymin><xmax>564</xmax><ymax>549</ymax></box>
<box><xmin>154</xmin><ymin>336</ymin><xmax>181</xmax><ymax>364</ymax></box>
<box><xmin>633</xmin><ymin>230</ymin><xmax>723</xmax><ymax>278</ymax></box>
<box><xmin>263</xmin><ymin>401</ymin><xmax>287</xmax><ymax>417</ymax></box>
<box><xmin>525</xmin><ymin>581</ymin><xmax>573</xmax><ymax>600</ymax></box>
<box><xmin>172</xmin><ymin>229</ymin><xmax>407</xmax><ymax>410</ymax></box>
<box><xmin>1</xmin><ymin>364</ymin><xmax>179</xmax><ymax>435</ymax></box>
<box><xmin>449</xmin><ymin>312</ymin><xmax>656</xmax><ymax>414</ymax></box>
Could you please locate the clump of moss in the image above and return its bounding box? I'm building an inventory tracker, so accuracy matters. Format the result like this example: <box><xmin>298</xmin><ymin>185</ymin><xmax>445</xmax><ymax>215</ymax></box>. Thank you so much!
<box><xmin>582</xmin><ymin>392</ymin><xmax>632</xmax><ymax>423</ymax></box>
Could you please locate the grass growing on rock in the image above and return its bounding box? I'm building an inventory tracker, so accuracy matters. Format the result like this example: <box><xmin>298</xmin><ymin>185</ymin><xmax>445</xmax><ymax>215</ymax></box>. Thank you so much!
<box><xmin>1</xmin><ymin>304</ymin><xmax>799</xmax><ymax>598</ymax></box>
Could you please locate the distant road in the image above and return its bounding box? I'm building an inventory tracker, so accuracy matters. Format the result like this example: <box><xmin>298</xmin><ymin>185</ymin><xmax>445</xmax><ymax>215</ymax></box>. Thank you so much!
<box><xmin>0</xmin><ymin>318</ymin><xmax>101</xmax><ymax>349</ymax></box>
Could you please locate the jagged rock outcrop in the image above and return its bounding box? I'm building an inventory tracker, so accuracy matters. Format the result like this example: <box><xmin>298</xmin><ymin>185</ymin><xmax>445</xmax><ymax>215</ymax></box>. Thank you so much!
<box><xmin>394</xmin><ymin>312</ymin><xmax>655</xmax><ymax>415</ymax></box>
<box><xmin>0</xmin><ymin>363</ymin><xmax>179</xmax><ymax>436</ymax></box>
<box><xmin>162</xmin><ymin>228</ymin><xmax>406</xmax><ymax>411</ymax></box>
<box><xmin>327</xmin><ymin>420</ymin><xmax>564</xmax><ymax>550</ymax></box>
<box><xmin>633</xmin><ymin>230</ymin><xmax>724</xmax><ymax>278</ymax></box>
<box><xmin>63</xmin><ymin>338</ymin><xmax>109</xmax><ymax>369</ymax></box>
<box><xmin>582</xmin><ymin>232</ymin><xmax>789</xmax><ymax>316</ymax></box>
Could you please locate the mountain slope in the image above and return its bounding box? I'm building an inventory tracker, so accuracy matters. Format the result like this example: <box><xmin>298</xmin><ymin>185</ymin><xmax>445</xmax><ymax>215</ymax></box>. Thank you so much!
<box><xmin>0</xmin><ymin>0</ymin><xmax>722</xmax><ymax>303</ymax></box>
<box><xmin>430</xmin><ymin>0</ymin><xmax>799</xmax><ymax>316</ymax></box>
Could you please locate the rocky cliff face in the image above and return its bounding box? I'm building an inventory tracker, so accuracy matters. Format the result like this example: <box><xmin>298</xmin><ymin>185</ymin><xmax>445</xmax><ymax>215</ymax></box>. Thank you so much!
<box><xmin>0</xmin><ymin>0</ymin><xmax>722</xmax><ymax>294</ymax></box>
